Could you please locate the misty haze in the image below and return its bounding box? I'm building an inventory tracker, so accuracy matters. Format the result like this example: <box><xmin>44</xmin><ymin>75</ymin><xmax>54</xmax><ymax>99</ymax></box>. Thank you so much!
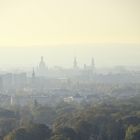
<box><xmin>0</xmin><ymin>0</ymin><xmax>140</xmax><ymax>140</ymax></box>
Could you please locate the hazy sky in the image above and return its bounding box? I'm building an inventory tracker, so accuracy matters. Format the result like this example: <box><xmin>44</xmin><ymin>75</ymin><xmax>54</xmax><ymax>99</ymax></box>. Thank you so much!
<box><xmin>0</xmin><ymin>45</ymin><xmax>140</xmax><ymax>70</ymax></box>
<box><xmin>0</xmin><ymin>0</ymin><xmax>140</xmax><ymax>45</ymax></box>
<box><xmin>0</xmin><ymin>0</ymin><xmax>140</xmax><ymax>69</ymax></box>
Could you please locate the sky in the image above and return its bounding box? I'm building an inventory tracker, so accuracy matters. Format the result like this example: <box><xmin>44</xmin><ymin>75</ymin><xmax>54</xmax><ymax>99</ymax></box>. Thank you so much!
<box><xmin>0</xmin><ymin>45</ymin><xmax>140</xmax><ymax>70</ymax></box>
<box><xmin>0</xmin><ymin>0</ymin><xmax>140</xmax><ymax>45</ymax></box>
<box><xmin>0</xmin><ymin>0</ymin><xmax>140</xmax><ymax>69</ymax></box>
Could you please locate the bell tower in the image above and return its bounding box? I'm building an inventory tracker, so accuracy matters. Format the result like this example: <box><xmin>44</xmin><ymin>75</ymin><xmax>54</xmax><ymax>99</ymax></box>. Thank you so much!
<box><xmin>73</xmin><ymin>57</ymin><xmax>78</xmax><ymax>69</ymax></box>
<box><xmin>91</xmin><ymin>57</ymin><xmax>95</xmax><ymax>68</ymax></box>
<box><xmin>91</xmin><ymin>57</ymin><xmax>95</xmax><ymax>73</ymax></box>
<box><xmin>38</xmin><ymin>56</ymin><xmax>47</xmax><ymax>76</ymax></box>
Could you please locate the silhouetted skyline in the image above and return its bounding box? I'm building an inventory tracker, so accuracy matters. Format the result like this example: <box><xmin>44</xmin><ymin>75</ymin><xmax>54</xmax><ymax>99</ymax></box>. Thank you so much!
<box><xmin>0</xmin><ymin>44</ymin><xmax>140</xmax><ymax>70</ymax></box>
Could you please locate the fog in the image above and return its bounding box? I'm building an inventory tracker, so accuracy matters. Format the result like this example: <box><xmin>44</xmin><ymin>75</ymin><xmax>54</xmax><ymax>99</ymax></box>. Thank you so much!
<box><xmin>0</xmin><ymin>44</ymin><xmax>140</xmax><ymax>70</ymax></box>
<box><xmin>0</xmin><ymin>1</ymin><xmax>140</xmax><ymax>139</ymax></box>
<box><xmin>0</xmin><ymin>0</ymin><xmax>140</xmax><ymax>46</ymax></box>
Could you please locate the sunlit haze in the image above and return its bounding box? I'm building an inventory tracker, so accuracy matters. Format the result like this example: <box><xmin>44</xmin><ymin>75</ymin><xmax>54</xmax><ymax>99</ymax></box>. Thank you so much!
<box><xmin>0</xmin><ymin>0</ymin><xmax>140</xmax><ymax>69</ymax></box>
<box><xmin>0</xmin><ymin>0</ymin><xmax>140</xmax><ymax>45</ymax></box>
<box><xmin>1</xmin><ymin>1</ymin><xmax>140</xmax><ymax>139</ymax></box>
<box><xmin>0</xmin><ymin>45</ymin><xmax>140</xmax><ymax>70</ymax></box>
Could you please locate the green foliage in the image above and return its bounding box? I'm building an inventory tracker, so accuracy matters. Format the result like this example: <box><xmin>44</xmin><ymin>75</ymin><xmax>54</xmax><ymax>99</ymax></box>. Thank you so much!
<box><xmin>4</xmin><ymin>123</ymin><xmax>51</xmax><ymax>140</ymax></box>
<box><xmin>2</xmin><ymin>95</ymin><xmax>140</xmax><ymax>140</ymax></box>
<box><xmin>32</xmin><ymin>105</ymin><xmax>56</xmax><ymax>126</ymax></box>
<box><xmin>0</xmin><ymin>108</ymin><xmax>16</xmax><ymax>118</ymax></box>
<box><xmin>50</xmin><ymin>135</ymin><xmax>70</xmax><ymax>140</ymax></box>
<box><xmin>50</xmin><ymin>127</ymin><xmax>77</xmax><ymax>140</ymax></box>
<box><xmin>4</xmin><ymin>128</ymin><xmax>28</xmax><ymax>140</ymax></box>
<box><xmin>125</xmin><ymin>125</ymin><xmax>140</xmax><ymax>140</ymax></box>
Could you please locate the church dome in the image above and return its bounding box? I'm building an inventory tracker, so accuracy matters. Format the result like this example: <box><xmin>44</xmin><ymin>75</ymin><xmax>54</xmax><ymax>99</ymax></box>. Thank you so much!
<box><xmin>39</xmin><ymin>56</ymin><xmax>46</xmax><ymax>69</ymax></box>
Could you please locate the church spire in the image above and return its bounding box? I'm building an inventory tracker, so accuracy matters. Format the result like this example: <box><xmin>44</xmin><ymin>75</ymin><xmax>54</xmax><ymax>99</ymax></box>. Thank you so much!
<box><xmin>91</xmin><ymin>57</ymin><xmax>95</xmax><ymax>68</ymax></box>
<box><xmin>32</xmin><ymin>68</ymin><xmax>35</xmax><ymax>79</ymax></box>
<box><xmin>91</xmin><ymin>57</ymin><xmax>95</xmax><ymax>74</ymax></box>
<box><xmin>41</xmin><ymin>56</ymin><xmax>44</xmax><ymax>62</ymax></box>
<box><xmin>73</xmin><ymin>57</ymin><xmax>78</xmax><ymax>69</ymax></box>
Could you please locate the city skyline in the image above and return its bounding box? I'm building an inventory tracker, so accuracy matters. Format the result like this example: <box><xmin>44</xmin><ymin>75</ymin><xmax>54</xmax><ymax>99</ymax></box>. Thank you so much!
<box><xmin>0</xmin><ymin>0</ymin><xmax>140</xmax><ymax>70</ymax></box>
<box><xmin>0</xmin><ymin>1</ymin><xmax>140</xmax><ymax>140</ymax></box>
<box><xmin>0</xmin><ymin>44</ymin><xmax>140</xmax><ymax>71</ymax></box>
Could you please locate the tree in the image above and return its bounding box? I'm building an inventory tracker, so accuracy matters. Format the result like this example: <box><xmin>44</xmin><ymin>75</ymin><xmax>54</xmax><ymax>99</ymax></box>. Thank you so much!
<box><xmin>27</xmin><ymin>123</ymin><xmax>51</xmax><ymax>140</ymax></box>
<box><xmin>4</xmin><ymin>128</ymin><xmax>28</xmax><ymax>140</ymax></box>
<box><xmin>50</xmin><ymin>135</ymin><xmax>70</xmax><ymax>140</ymax></box>
<box><xmin>75</xmin><ymin>121</ymin><xmax>93</xmax><ymax>140</ymax></box>
<box><xmin>4</xmin><ymin>123</ymin><xmax>51</xmax><ymax>140</ymax></box>
<box><xmin>51</xmin><ymin>127</ymin><xmax>77</xmax><ymax>140</ymax></box>
<box><xmin>125</xmin><ymin>125</ymin><xmax>140</xmax><ymax>140</ymax></box>
<box><xmin>32</xmin><ymin>106</ymin><xmax>56</xmax><ymax>126</ymax></box>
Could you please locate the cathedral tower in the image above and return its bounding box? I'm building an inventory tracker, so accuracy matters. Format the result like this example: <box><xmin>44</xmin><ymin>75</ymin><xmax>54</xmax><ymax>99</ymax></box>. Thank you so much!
<box><xmin>73</xmin><ymin>57</ymin><xmax>78</xmax><ymax>69</ymax></box>
<box><xmin>38</xmin><ymin>56</ymin><xmax>47</xmax><ymax>76</ymax></box>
